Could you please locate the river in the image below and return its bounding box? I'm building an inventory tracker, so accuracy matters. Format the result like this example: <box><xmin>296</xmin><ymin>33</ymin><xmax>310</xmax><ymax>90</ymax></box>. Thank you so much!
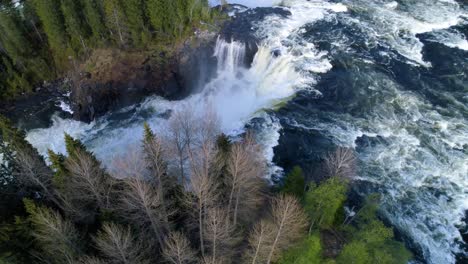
<box><xmin>20</xmin><ymin>1</ymin><xmax>468</xmax><ymax>263</ymax></box>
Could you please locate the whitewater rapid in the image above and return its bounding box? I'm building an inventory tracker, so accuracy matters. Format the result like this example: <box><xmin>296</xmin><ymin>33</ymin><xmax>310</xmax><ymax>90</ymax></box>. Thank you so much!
<box><xmin>25</xmin><ymin>1</ymin><xmax>468</xmax><ymax>263</ymax></box>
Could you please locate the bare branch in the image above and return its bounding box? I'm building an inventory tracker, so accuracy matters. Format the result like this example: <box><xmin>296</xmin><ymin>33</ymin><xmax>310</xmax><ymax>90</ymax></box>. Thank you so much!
<box><xmin>162</xmin><ymin>232</ymin><xmax>198</xmax><ymax>264</ymax></box>
<box><xmin>244</xmin><ymin>219</ymin><xmax>276</xmax><ymax>264</ymax></box>
<box><xmin>203</xmin><ymin>207</ymin><xmax>239</xmax><ymax>264</ymax></box>
<box><xmin>266</xmin><ymin>195</ymin><xmax>308</xmax><ymax>263</ymax></box>
<box><xmin>14</xmin><ymin>149</ymin><xmax>58</xmax><ymax>203</ymax></box>
<box><xmin>94</xmin><ymin>223</ymin><xmax>149</xmax><ymax>264</ymax></box>
<box><xmin>118</xmin><ymin>176</ymin><xmax>168</xmax><ymax>247</ymax></box>
<box><xmin>225</xmin><ymin>133</ymin><xmax>267</xmax><ymax>229</ymax></box>
<box><xmin>110</xmin><ymin>145</ymin><xmax>148</xmax><ymax>179</ymax></box>
<box><xmin>323</xmin><ymin>147</ymin><xmax>357</xmax><ymax>180</ymax></box>
<box><xmin>245</xmin><ymin>195</ymin><xmax>307</xmax><ymax>264</ymax></box>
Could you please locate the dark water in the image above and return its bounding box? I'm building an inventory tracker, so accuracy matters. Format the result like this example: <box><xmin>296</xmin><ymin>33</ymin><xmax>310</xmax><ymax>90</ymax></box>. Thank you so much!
<box><xmin>18</xmin><ymin>1</ymin><xmax>468</xmax><ymax>263</ymax></box>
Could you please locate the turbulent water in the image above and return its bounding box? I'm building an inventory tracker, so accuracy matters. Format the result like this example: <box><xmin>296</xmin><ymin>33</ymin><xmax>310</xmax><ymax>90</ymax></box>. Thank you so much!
<box><xmin>23</xmin><ymin>0</ymin><xmax>467</xmax><ymax>263</ymax></box>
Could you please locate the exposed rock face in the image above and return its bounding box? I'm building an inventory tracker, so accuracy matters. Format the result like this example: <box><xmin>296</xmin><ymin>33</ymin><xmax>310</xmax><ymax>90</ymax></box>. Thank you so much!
<box><xmin>219</xmin><ymin>6</ymin><xmax>291</xmax><ymax>66</ymax></box>
<box><xmin>71</xmin><ymin>34</ymin><xmax>218</xmax><ymax>123</ymax></box>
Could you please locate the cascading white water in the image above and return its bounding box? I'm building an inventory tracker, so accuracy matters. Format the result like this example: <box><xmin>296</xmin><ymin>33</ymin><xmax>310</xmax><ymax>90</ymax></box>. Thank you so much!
<box><xmin>24</xmin><ymin>1</ymin><xmax>468</xmax><ymax>263</ymax></box>
<box><xmin>213</xmin><ymin>36</ymin><xmax>246</xmax><ymax>73</ymax></box>
<box><xmin>25</xmin><ymin>35</ymin><xmax>314</xmax><ymax>171</ymax></box>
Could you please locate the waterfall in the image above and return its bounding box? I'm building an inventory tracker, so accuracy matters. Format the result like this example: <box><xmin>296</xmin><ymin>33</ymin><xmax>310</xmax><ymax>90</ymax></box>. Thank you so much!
<box><xmin>213</xmin><ymin>37</ymin><xmax>246</xmax><ymax>73</ymax></box>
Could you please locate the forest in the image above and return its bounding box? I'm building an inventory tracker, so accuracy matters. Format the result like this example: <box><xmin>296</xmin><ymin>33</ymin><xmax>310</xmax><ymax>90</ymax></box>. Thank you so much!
<box><xmin>0</xmin><ymin>0</ymin><xmax>214</xmax><ymax>100</ymax></box>
<box><xmin>0</xmin><ymin>107</ymin><xmax>412</xmax><ymax>264</ymax></box>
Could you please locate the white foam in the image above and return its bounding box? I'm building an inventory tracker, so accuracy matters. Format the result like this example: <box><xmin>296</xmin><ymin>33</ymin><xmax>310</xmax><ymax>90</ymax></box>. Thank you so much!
<box><xmin>57</xmin><ymin>100</ymin><xmax>73</xmax><ymax>114</ymax></box>
<box><xmin>340</xmin><ymin>0</ymin><xmax>466</xmax><ymax>66</ymax></box>
<box><xmin>287</xmin><ymin>70</ymin><xmax>468</xmax><ymax>264</ymax></box>
<box><xmin>427</xmin><ymin>29</ymin><xmax>468</xmax><ymax>50</ymax></box>
<box><xmin>209</xmin><ymin>0</ymin><xmax>281</xmax><ymax>8</ymax></box>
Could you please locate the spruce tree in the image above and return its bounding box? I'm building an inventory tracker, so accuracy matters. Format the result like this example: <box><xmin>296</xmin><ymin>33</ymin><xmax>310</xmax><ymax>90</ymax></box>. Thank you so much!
<box><xmin>32</xmin><ymin>0</ymin><xmax>68</xmax><ymax>62</ymax></box>
<box><xmin>146</xmin><ymin>0</ymin><xmax>176</xmax><ymax>38</ymax></box>
<box><xmin>60</xmin><ymin>0</ymin><xmax>91</xmax><ymax>55</ymax></box>
<box><xmin>121</xmin><ymin>0</ymin><xmax>150</xmax><ymax>46</ymax></box>
<box><xmin>0</xmin><ymin>6</ymin><xmax>33</xmax><ymax>66</ymax></box>
<box><xmin>23</xmin><ymin>199</ymin><xmax>83</xmax><ymax>263</ymax></box>
<box><xmin>82</xmin><ymin>0</ymin><xmax>108</xmax><ymax>44</ymax></box>
<box><xmin>47</xmin><ymin>150</ymin><xmax>68</xmax><ymax>192</ymax></box>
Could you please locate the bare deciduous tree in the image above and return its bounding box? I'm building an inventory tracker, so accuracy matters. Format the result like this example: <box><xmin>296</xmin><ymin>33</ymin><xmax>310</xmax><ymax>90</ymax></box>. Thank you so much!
<box><xmin>143</xmin><ymin>125</ymin><xmax>167</xmax><ymax>185</ymax></box>
<box><xmin>323</xmin><ymin>147</ymin><xmax>356</xmax><ymax>180</ymax></box>
<box><xmin>266</xmin><ymin>195</ymin><xmax>308</xmax><ymax>263</ymax></box>
<box><xmin>225</xmin><ymin>133</ymin><xmax>266</xmax><ymax>229</ymax></box>
<box><xmin>119</xmin><ymin>176</ymin><xmax>168</xmax><ymax>247</ymax></box>
<box><xmin>245</xmin><ymin>195</ymin><xmax>307</xmax><ymax>264</ymax></box>
<box><xmin>203</xmin><ymin>207</ymin><xmax>238</xmax><ymax>264</ymax></box>
<box><xmin>94</xmin><ymin>223</ymin><xmax>148</xmax><ymax>264</ymax></box>
<box><xmin>167</xmin><ymin>106</ymin><xmax>197</xmax><ymax>185</ymax></box>
<box><xmin>162</xmin><ymin>232</ymin><xmax>198</xmax><ymax>264</ymax></box>
<box><xmin>187</xmin><ymin>140</ymin><xmax>219</xmax><ymax>258</ymax></box>
<box><xmin>244</xmin><ymin>220</ymin><xmax>276</xmax><ymax>264</ymax></box>
<box><xmin>110</xmin><ymin>145</ymin><xmax>148</xmax><ymax>179</ymax></box>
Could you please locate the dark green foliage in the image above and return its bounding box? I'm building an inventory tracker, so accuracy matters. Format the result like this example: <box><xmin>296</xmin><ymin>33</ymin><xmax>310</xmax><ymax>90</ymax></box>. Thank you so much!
<box><xmin>32</xmin><ymin>0</ymin><xmax>68</xmax><ymax>60</ymax></box>
<box><xmin>121</xmin><ymin>0</ymin><xmax>150</xmax><ymax>47</ymax></box>
<box><xmin>0</xmin><ymin>0</ymin><xmax>213</xmax><ymax>99</ymax></box>
<box><xmin>82</xmin><ymin>0</ymin><xmax>108</xmax><ymax>44</ymax></box>
<box><xmin>64</xmin><ymin>133</ymin><xmax>89</xmax><ymax>158</ymax></box>
<box><xmin>0</xmin><ymin>216</ymin><xmax>36</xmax><ymax>264</ymax></box>
<box><xmin>281</xmin><ymin>166</ymin><xmax>305</xmax><ymax>198</ymax></box>
<box><xmin>47</xmin><ymin>149</ymin><xmax>68</xmax><ymax>191</ymax></box>
<box><xmin>60</xmin><ymin>0</ymin><xmax>91</xmax><ymax>55</ymax></box>
<box><xmin>0</xmin><ymin>118</ymin><xmax>413</xmax><ymax>263</ymax></box>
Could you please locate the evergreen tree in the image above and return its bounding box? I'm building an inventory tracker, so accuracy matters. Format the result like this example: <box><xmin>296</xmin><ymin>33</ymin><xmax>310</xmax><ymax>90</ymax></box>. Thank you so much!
<box><xmin>23</xmin><ymin>199</ymin><xmax>83</xmax><ymax>263</ymax></box>
<box><xmin>47</xmin><ymin>150</ymin><xmax>68</xmax><ymax>192</ymax></box>
<box><xmin>146</xmin><ymin>0</ymin><xmax>176</xmax><ymax>38</ymax></box>
<box><xmin>281</xmin><ymin>166</ymin><xmax>305</xmax><ymax>198</ymax></box>
<box><xmin>82</xmin><ymin>0</ymin><xmax>108</xmax><ymax>44</ymax></box>
<box><xmin>0</xmin><ymin>5</ymin><xmax>33</xmax><ymax>66</ymax></box>
<box><xmin>60</xmin><ymin>0</ymin><xmax>91</xmax><ymax>55</ymax></box>
<box><xmin>121</xmin><ymin>0</ymin><xmax>150</xmax><ymax>46</ymax></box>
<box><xmin>64</xmin><ymin>133</ymin><xmax>89</xmax><ymax>159</ymax></box>
<box><xmin>32</xmin><ymin>0</ymin><xmax>68</xmax><ymax>63</ymax></box>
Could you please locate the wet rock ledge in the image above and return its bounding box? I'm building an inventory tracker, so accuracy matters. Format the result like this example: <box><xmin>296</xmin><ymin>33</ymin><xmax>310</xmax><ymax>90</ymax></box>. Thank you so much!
<box><xmin>71</xmin><ymin>32</ymin><xmax>218</xmax><ymax>123</ymax></box>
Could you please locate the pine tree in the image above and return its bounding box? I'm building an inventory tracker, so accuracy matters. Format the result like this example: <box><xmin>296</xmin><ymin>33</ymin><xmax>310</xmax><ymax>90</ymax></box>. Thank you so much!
<box><xmin>146</xmin><ymin>0</ymin><xmax>176</xmax><ymax>38</ymax></box>
<box><xmin>32</xmin><ymin>0</ymin><xmax>68</xmax><ymax>62</ymax></box>
<box><xmin>64</xmin><ymin>133</ymin><xmax>89</xmax><ymax>159</ymax></box>
<box><xmin>47</xmin><ymin>150</ymin><xmax>68</xmax><ymax>192</ymax></box>
<box><xmin>281</xmin><ymin>166</ymin><xmax>305</xmax><ymax>198</ymax></box>
<box><xmin>0</xmin><ymin>6</ymin><xmax>33</xmax><ymax>66</ymax></box>
<box><xmin>23</xmin><ymin>199</ymin><xmax>83</xmax><ymax>263</ymax></box>
<box><xmin>120</xmin><ymin>0</ymin><xmax>150</xmax><ymax>47</ymax></box>
<box><xmin>82</xmin><ymin>0</ymin><xmax>108</xmax><ymax>44</ymax></box>
<box><xmin>60</xmin><ymin>0</ymin><xmax>91</xmax><ymax>55</ymax></box>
